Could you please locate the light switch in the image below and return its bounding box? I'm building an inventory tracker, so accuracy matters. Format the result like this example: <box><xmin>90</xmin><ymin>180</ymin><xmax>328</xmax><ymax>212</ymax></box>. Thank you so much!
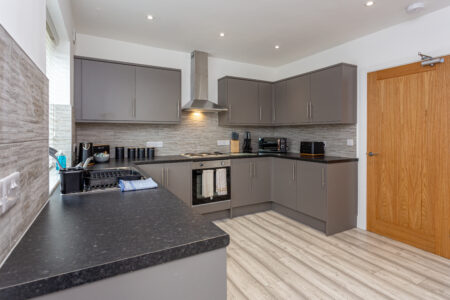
<box><xmin>217</xmin><ymin>140</ymin><xmax>230</xmax><ymax>146</ymax></box>
<box><xmin>0</xmin><ymin>172</ymin><xmax>20</xmax><ymax>216</ymax></box>
<box><xmin>347</xmin><ymin>139</ymin><xmax>354</xmax><ymax>146</ymax></box>
<box><xmin>146</xmin><ymin>141</ymin><xmax>163</xmax><ymax>148</ymax></box>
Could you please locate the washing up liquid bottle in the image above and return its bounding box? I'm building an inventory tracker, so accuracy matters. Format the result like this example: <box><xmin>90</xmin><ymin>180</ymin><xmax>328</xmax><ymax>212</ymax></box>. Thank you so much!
<box><xmin>56</xmin><ymin>151</ymin><xmax>67</xmax><ymax>170</ymax></box>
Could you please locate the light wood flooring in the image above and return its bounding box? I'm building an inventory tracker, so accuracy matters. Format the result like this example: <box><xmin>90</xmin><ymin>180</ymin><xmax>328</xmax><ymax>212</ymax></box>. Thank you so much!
<box><xmin>214</xmin><ymin>211</ymin><xmax>450</xmax><ymax>300</ymax></box>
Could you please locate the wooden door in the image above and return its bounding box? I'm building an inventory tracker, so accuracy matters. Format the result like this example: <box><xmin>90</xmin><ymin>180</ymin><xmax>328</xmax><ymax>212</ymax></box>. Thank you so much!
<box><xmin>135</xmin><ymin>67</ymin><xmax>181</xmax><ymax>123</ymax></box>
<box><xmin>367</xmin><ymin>56</ymin><xmax>449</xmax><ymax>258</ymax></box>
<box><xmin>227</xmin><ymin>78</ymin><xmax>259</xmax><ymax>124</ymax></box>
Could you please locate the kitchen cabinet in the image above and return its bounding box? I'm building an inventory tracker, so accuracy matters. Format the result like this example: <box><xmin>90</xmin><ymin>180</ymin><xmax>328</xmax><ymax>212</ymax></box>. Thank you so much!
<box><xmin>271</xmin><ymin>158</ymin><xmax>297</xmax><ymax>210</ymax></box>
<box><xmin>310</xmin><ymin>64</ymin><xmax>357</xmax><ymax>124</ymax></box>
<box><xmin>80</xmin><ymin>59</ymin><xmax>135</xmax><ymax>121</ymax></box>
<box><xmin>285</xmin><ymin>74</ymin><xmax>310</xmax><ymax>124</ymax></box>
<box><xmin>231</xmin><ymin>158</ymin><xmax>271</xmax><ymax>208</ymax></box>
<box><xmin>297</xmin><ymin>161</ymin><xmax>327</xmax><ymax>221</ymax></box>
<box><xmin>138</xmin><ymin>162</ymin><xmax>191</xmax><ymax>206</ymax></box>
<box><xmin>135</xmin><ymin>66</ymin><xmax>181</xmax><ymax>123</ymax></box>
<box><xmin>258</xmin><ymin>82</ymin><xmax>273</xmax><ymax>124</ymax></box>
<box><xmin>74</xmin><ymin>57</ymin><xmax>182</xmax><ymax>123</ymax></box>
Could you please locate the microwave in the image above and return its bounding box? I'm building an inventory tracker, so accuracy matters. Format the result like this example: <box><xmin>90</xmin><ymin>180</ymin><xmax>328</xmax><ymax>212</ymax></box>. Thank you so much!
<box><xmin>258</xmin><ymin>137</ymin><xmax>288</xmax><ymax>153</ymax></box>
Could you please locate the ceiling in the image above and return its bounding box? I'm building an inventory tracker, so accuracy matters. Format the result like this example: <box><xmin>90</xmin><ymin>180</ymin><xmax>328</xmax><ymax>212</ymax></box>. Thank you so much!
<box><xmin>72</xmin><ymin>0</ymin><xmax>450</xmax><ymax>66</ymax></box>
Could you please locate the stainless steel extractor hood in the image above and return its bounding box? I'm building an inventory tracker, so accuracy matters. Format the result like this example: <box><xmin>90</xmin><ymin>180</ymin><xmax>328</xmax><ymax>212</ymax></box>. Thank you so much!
<box><xmin>182</xmin><ymin>51</ymin><xmax>228</xmax><ymax>112</ymax></box>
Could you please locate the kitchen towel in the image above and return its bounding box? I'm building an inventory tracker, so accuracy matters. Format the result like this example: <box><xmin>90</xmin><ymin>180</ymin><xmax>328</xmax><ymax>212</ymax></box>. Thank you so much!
<box><xmin>216</xmin><ymin>168</ymin><xmax>228</xmax><ymax>196</ymax></box>
<box><xmin>119</xmin><ymin>177</ymin><xmax>158</xmax><ymax>192</ymax></box>
<box><xmin>202</xmin><ymin>170</ymin><xmax>215</xmax><ymax>198</ymax></box>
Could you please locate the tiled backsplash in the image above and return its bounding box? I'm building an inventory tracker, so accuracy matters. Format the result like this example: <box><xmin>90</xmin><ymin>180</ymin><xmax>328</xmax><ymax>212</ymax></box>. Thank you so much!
<box><xmin>0</xmin><ymin>26</ymin><xmax>49</xmax><ymax>263</ymax></box>
<box><xmin>76</xmin><ymin>112</ymin><xmax>356</xmax><ymax>158</ymax></box>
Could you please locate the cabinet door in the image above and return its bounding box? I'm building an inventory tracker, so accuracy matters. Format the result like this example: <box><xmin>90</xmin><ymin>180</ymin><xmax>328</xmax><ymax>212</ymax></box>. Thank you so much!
<box><xmin>166</xmin><ymin>162</ymin><xmax>191</xmax><ymax>206</ymax></box>
<box><xmin>135</xmin><ymin>67</ymin><xmax>181</xmax><ymax>123</ymax></box>
<box><xmin>273</xmin><ymin>81</ymin><xmax>287</xmax><ymax>123</ymax></box>
<box><xmin>271</xmin><ymin>158</ymin><xmax>297</xmax><ymax>210</ymax></box>
<box><xmin>137</xmin><ymin>163</ymin><xmax>164</xmax><ymax>186</ymax></box>
<box><xmin>258</xmin><ymin>82</ymin><xmax>273</xmax><ymax>124</ymax></box>
<box><xmin>310</xmin><ymin>65</ymin><xmax>342</xmax><ymax>123</ymax></box>
<box><xmin>74</xmin><ymin>58</ymin><xmax>82</xmax><ymax>121</ymax></box>
<box><xmin>297</xmin><ymin>161</ymin><xmax>327</xmax><ymax>220</ymax></box>
<box><xmin>81</xmin><ymin>60</ymin><xmax>135</xmax><ymax>121</ymax></box>
<box><xmin>231</xmin><ymin>159</ymin><xmax>252</xmax><ymax>208</ymax></box>
<box><xmin>251</xmin><ymin>158</ymin><xmax>272</xmax><ymax>204</ymax></box>
<box><xmin>286</xmin><ymin>75</ymin><xmax>310</xmax><ymax>124</ymax></box>
<box><xmin>227</xmin><ymin>78</ymin><xmax>259</xmax><ymax>124</ymax></box>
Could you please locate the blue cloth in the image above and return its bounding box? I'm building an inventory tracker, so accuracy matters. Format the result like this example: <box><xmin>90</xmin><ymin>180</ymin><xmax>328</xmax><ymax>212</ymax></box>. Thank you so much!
<box><xmin>119</xmin><ymin>177</ymin><xmax>158</xmax><ymax>192</ymax></box>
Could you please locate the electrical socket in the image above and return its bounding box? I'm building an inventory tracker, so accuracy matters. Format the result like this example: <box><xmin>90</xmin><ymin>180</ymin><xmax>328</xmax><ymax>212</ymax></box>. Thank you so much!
<box><xmin>217</xmin><ymin>140</ymin><xmax>230</xmax><ymax>146</ymax></box>
<box><xmin>0</xmin><ymin>172</ymin><xmax>20</xmax><ymax>216</ymax></box>
<box><xmin>146</xmin><ymin>141</ymin><xmax>163</xmax><ymax>148</ymax></box>
<box><xmin>346</xmin><ymin>139</ymin><xmax>354</xmax><ymax>146</ymax></box>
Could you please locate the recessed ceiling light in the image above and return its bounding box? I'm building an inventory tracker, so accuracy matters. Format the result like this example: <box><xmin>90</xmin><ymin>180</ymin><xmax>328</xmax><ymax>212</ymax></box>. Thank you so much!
<box><xmin>365</xmin><ymin>1</ymin><xmax>374</xmax><ymax>7</ymax></box>
<box><xmin>146</xmin><ymin>14</ymin><xmax>154</xmax><ymax>20</ymax></box>
<box><xmin>275</xmin><ymin>45</ymin><xmax>280</xmax><ymax>49</ymax></box>
<box><xmin>219</xmin><ymin>32</ymin><xmax>225</xmax><ymax>37</ymax></box>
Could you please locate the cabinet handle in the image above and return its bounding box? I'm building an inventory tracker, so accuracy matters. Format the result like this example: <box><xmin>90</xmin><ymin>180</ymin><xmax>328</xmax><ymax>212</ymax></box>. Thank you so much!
<box><xmin>259</xmin><ymin>106</ymin><xmax>262</xmax><ymax>121</ymax></box>
<box><xmin>161</xmin><ymin>168</ymin><xmax>165</xmax><ymax>186</ymax></box>
<box><xmin>253</xmin><ymin>162</ymin><xmax>256</xmax><ymax>177</ymax></box>
<box><xmin>321</xmin><ymin>168</ymin><xmax>325</xmax><ymax>188</ymax></box>
<box><xmin>177</xmin><ymin>100</ymin><xmax>180</xmax><ymax>118</ymax></box>
<box><xmin>292</xmin><ymin>163</ymin><xmax>295</xmax><ymax>181</ymax></box>
<box><xmin>249</xmin><ymin>163</ymin><xmax>252</xmax><ymax>178</ymax></box>
<box><xmin>166</xmin><ymin>168</ymin><xmax>169</xmax><ymax>187</ymax></box>
<box><xmin>306</xmin><ymin>102</ymin><xmax>309</xmax><ymax>119</ymax></box>
<box><xmin>309</xmin><ymin>102</ymin><xmax>312</xmax><ymax>120</ymax></box>
<box><xmin>229</xmin><ymin>105</ymin><xmax>232</xmax><ymax>121</ymax></box>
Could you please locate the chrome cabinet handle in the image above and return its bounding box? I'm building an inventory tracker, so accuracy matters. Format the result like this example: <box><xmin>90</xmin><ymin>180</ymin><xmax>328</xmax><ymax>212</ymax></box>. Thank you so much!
<box><xmin>166</xmin><ymin>168</ymin><xmax>169</xmax><ymax>187</ymax></box>
<box><xmin>306</xmin><ymin>102</ymin><xmax>309</xmax><ymax>119</ymax></box>
<box><xmin>253</xmin><ymin>162</ymin><xmax>256</xmax><ymax>177</ymax></box>
<box><xmin>177</xmin><ymin>100</ymin><xmax>180</xmax><ymax>118</ymax></box>
<box><xmin>368</xmin><ymin>152</ymin><xmax>379</xmax><ymax>156</ymax></box>
<box><xmin>259</xmin><ymin>106</ymin><xmax>262</xmax><ymax>121</ymax></box>
<box><xmin>161</xmin><ymin>168</ymin><xmax>165</xmax><ymax>186</ymax></box>
<box><xmin>249</xmin><ymin>162</ymin><xmax>252</xmax><ymax>178</ymax></box>
<box><xmin>229</xmin><ymin>105</ymin><xmax>232</xmax><ymax>121</ymax></box>
<box><xmin>309</xmin><ymin>102</ymin><xmax>312</xmax><ymax>119</ymax></box>
<box><xmin>321</xmin><ymin>168</ymin><xmax>325</xmax><ymax>188</ymax></box>
<box><xmin>292</xmin><ymin>163</ymin><xmax>295</xmax><ymax>181</ymax></box>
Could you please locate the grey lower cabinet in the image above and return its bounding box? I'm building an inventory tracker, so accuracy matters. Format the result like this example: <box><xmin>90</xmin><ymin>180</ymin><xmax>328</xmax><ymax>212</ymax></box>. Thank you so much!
<box><xmin>231</xmin><ymin>158</ymin><xmax>271</xmax><ymax>208</ymax></box>
<box><xmin>297</xmin><ymin>161</ymin><xmax>327</xmax><ymax>221</ymax></box>
<box><xmin>138</xmin><ymin>162</ymin><xmax>191</xmax><ymax>206</ymax></box>
<box><xmin>74</xmin><ymin>57</ymin><xmax>181</xmax><ymax>123</ymax></box>
<box><xmin>271</xmin><ymin>158</ymin><xmax>297</xmax><ymax>210</ymax></box>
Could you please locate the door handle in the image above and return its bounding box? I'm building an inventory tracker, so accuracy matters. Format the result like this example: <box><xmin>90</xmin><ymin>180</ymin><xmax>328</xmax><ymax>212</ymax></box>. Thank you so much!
<box><xmin>368</xmin><ymin>152</ymin><xmax>379</xmax><ymax>156</ymax></box>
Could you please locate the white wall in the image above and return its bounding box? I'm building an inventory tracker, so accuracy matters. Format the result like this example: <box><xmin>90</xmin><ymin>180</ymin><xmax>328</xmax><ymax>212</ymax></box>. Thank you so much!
<box><xmin>0</xmin><ymin>0</ymin><xmax>47</xmax><ymax>72</ymax></box>
<box><xmin>275</xmin><ymin>6</ymin><xmax>450</xmax><ymax>229</ymax></box>
<box><xmin>74</xmin><ymin>34</ymin><xmax>276</xmax><ymax>105</ymax></box>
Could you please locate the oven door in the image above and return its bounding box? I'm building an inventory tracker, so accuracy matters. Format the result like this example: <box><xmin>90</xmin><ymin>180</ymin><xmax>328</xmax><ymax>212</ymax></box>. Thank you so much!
<box><xmin>192</xmin><ymin>167</ymin><xmax>231</xmax><ymax>206</ymax></box>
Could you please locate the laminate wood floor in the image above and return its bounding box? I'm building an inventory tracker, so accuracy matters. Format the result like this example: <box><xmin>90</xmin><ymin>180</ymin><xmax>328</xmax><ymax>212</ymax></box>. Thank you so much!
<box><xmin>214</xmin><ymin>211</ymin><xmax>450</xmax><ymax>300</ymax></box>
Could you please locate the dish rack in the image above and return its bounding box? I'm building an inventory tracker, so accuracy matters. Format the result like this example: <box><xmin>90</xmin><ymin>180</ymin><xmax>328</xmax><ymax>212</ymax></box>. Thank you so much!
<box><xmin>84</xmin><ymin>169</ymin><xmax>144</xmax><ymax>190</ymax></box>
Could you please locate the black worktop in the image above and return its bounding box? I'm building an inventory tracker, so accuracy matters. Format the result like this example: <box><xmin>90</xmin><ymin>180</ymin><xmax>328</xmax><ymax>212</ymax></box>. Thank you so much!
<box><xmin>0</xmin><ymin>186</ymin><xmax>229</xmax><ymax>299</ymax></box>
<box><xmin>106</xmin><ymin>152</ymin><xmax>358</xmax><ymax>167</ymax></box>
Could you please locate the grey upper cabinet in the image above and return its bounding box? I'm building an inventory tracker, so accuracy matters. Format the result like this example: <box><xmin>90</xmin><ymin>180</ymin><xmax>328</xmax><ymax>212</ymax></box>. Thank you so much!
<box><xmin>219</xmin><ymin>78</ymin><xmax>259</xmax><ymax>125</ymax></box>
<box><xmin>273</xmin><ymin>80</ymin><xmax>287</xmax><ymax>123</ymax></box>
<box><xmin>271</xmin><ymin>158</ymin><xmax>297</xmax><ymax>210</ymax></box>
<box><xmin>257</xmin><ymin>82</ymin><xmax>273</xmax><ymax>124</ymax></box>
<box><xmin>138</xmin><ymin>162</ymin><xmax>191</xmax><ymax>206</ymax></box>
<box><xmin>231</xmin><ymin>158</ymin><xmax>271</xmax><ymax>208</ymax></box>
<box><xmin>81</xmin><ymin>59</ymin><xmax>135</xmax><ymax>121</ymax></box>
<box><xmin>135</xmin><ymin>66</ymin><xmax>181</xmax><ymax>123</ymax></box>
<box><xmin>285</xmin><ymin>74</ymin><xmax>310</xmax><ymax>124</ymax></box>
<box><xmin>310</xmin><ymin>64</ymin><xmax>357</xmax><ymax>124</ymax></box>
<box><xmin>74</xmin><ymin>57</ymin><xmax>182</xmax><ymax>123</ymax></box>
<box><xmin>297</xmin><ymin>161</ymin><xmax>327</xmax><ymax>221</ymax></box>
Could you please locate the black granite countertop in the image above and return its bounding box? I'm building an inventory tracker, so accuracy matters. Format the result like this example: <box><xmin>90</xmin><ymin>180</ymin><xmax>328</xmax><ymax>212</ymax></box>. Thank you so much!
<box><xmin>0</xmin><ymin>186</ymin><xmax>229</xmax><ymax>299</ymax></box>
<box><xmin>126</xmin><ymin>152</ymin><xmax>358</xmax><ymax>166</ymax></box>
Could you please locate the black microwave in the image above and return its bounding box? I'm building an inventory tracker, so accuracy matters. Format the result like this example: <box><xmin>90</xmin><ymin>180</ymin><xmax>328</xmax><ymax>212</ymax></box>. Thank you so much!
<box><xmin>258</xmin><ymin>137</ymin><xmax>288</xmax><ymax>153</ymax></box>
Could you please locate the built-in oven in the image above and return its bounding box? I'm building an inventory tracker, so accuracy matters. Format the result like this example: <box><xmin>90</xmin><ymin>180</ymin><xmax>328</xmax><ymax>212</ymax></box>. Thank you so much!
<box><xmin>192</xmin><ymin>160</ymin><xmax>231</xmax><ymax>206</ymax></box>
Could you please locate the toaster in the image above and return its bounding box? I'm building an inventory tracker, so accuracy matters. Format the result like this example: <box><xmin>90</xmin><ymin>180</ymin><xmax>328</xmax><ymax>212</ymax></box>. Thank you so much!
<box><xmin>300</xmin><ymin>141</ymin><xmax>325</xmax><ymax>156</ymax></box>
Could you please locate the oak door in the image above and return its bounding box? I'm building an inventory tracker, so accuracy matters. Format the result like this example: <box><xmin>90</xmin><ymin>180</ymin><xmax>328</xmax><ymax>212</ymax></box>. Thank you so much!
<box><xmin>367</xmin><ymin>56</ymin><xmax>449</xmax><ymax>258</ymax></box>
